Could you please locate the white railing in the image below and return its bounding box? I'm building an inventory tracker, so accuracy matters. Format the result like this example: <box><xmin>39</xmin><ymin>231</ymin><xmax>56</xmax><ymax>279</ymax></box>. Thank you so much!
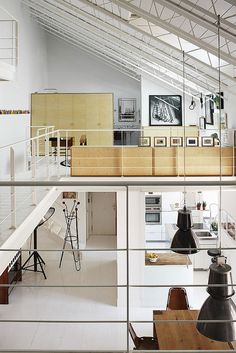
<box><xmin>0</xmin><ymin>127</ymin><xmax>235</xmax><ymax>231</ymax></box>
<box><xmin>0</xmin><ymin>17</ymin><xmax>18</xmax><ymax>67</ymax></box>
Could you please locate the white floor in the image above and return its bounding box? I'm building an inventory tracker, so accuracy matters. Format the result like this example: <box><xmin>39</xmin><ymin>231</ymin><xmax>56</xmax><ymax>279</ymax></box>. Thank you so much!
<box><xmin>0</xmin><ymin>226</ymin><xmax>209</xmax><ymax>351</ymax></box>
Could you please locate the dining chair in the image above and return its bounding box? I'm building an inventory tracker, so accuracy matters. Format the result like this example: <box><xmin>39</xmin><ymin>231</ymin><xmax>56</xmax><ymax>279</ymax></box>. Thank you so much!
<box><xmin>166</xmin><ymin>287</ymin><xmax>190</xmax><ymax>310</ymax></box>
<box><xmin>128</xmin><ymin>323</ymin><xmax>159</xmax><ymax>350</ymax></box>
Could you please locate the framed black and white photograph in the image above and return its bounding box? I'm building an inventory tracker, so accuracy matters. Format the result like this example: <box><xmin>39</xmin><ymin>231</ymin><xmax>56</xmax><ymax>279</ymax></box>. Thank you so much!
<box><xmin>154</xmin><ymin>136</ymin><xmax>167</xmax><ymax>147</ymax></box>
<box><xmin>205</xmin><ymin>94</ymin><xmax>214</xmax><ymax>125</ymax></box>
<box><xmin>170</xmin><ymin>137</ymin><xmax>183</xmax><ymax>147</ymax></box>
<box><xmin>202</xmin><ymin>137</ymin><xmax>214</xmax><ymax>147</ymax></box>
<box><xmin>139</xmin><ymin>136</ymin><xmax>151</xmax><ymax>147</ymax></box>
<box><xmin>149</xmin><ymin>95</ymin><xmax>182</xmax><ymax>126</ymax></box>
<box><xmin>186</xmin><ymin>137</ymin><xmax>198</xmax><ymax>147</ymax></box>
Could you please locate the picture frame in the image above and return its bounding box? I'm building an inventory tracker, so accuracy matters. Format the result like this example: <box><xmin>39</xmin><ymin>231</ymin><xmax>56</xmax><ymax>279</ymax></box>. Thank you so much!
<box><xmin>201</xmin><ymin>137</ymin><xmax>214</xmax><ymax>147</ymax></box>
<box><xmin>186</xmin><ymin>137</ymin><xmax>198</xmax><ymax>147</ymax></box>
<box><xmin>118</xmin><ymin>98</ymin><xmax>136</xmax><ymax>122</ymax></box>
<box><xmin>62</xmin><ymin>192</ymin><xmax>78</xmax><ymax>199</ymax></box>
<box><xmin>149</xmin><ymin>95</ymin><xmax>182</xmax><ymax>126</ymax></box>
<box><xmin>205</xmin><ymin>94</ymin><xmax>214</xmax><ymax>125</ymax></box>
<box><xmin>170</xmin><ymin>137</ymin><xmax>183</xmax><ymax>147</ymax></box>
<box><xmin>139</xmin><ymin>136</ymin><xmax>151</xmax><ymax>147</ymax></box>
<box><xmin>154</xmin><ymin>136</ymin><xmax>167</xmax><ymax>147</ymax></box>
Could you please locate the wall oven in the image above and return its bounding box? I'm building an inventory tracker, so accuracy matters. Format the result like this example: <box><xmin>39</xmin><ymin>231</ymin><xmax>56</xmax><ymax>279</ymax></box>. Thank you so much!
<box><xmin>145</xmin><ymin>195</ymin><xmax>162</xmax><ymax>225</ymax></box>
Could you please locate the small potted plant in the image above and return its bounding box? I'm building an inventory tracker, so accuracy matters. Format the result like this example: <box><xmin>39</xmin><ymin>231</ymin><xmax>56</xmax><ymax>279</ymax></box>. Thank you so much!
<box><xmin>202</xmin><ymin>201</ymin><xmax>207</xmax><ymax>210</ymax></box>
<box><xmin>211</xmin><ymin>221</ymin><xmax>218</xmax><ymax>233</ymax></box>
<box><xmin>196</xmin><ymin>202</ymin><xmax>201</xmax><ymax>210</ymax></box>
<box><xmin>147</xmin><ymin>253</ymin><xmax>158</xmax><ymax>263</ymax></box>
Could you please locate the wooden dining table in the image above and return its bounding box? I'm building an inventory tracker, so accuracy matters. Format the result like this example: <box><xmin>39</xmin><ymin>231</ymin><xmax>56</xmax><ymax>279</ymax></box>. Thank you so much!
<box><xmin>153</xmin><ymin>310</ymin><xmax>234</xmax><ymax>350</ymax></box>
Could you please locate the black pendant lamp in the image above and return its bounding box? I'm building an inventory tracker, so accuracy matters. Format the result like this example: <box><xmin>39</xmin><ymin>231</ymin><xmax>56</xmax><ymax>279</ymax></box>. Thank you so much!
<box><xmin>171</xmin><ymin>206</ymin><xmax>199</xmax><ymax>254</ymax></box>
<box><xmin>170</xmin><ymin>51</ymin><xmax>199</xmax><ymax>255</ymax></box>
<box><xmin>197</xmin><ymin>14</ymin><xmax>236</xmax><ymax>342</ymax></box>
<box><xmin>197</xmin><ymin>258</ymin><xmax>236</xmax><ymax>341</ymax></box>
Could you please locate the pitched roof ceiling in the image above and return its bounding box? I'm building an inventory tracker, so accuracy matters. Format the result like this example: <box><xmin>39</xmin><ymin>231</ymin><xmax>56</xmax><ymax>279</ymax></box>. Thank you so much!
<box><xmin>22</xmin><ymin>0</ymin><xmax>236</xmax><ymax>96</ymax></box>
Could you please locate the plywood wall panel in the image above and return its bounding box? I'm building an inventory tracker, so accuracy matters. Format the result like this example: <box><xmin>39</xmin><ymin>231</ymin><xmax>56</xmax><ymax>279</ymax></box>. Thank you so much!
<box><xmin>31</xmin><ymin>93</ymin><xmax>113</xmax><ymax>146</ymax></box>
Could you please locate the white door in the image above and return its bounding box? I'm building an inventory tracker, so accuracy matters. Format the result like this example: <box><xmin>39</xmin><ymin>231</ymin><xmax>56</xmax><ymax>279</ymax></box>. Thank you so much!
<box><xmin>88</xmin><ymin>192</ymin><xmax>117</xmax><ymax>236</ymax></box>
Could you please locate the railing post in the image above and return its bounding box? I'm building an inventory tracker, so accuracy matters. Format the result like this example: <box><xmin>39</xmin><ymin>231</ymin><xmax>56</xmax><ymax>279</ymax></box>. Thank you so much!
<box><xmin>36</xmin><ymin>129</ymin><xmax>39</xmax><ymax>163</ymax></box>
<box><xmin>31</xmin><ymin>140</ymin><xmax>37</xmax><ymax>205</ymax></box>
<box><xmin>10</xmin><ymin>147</ymin><xmax>16</xmax><ymax>229</ymax></box>
<box><xmin>57</xmin><ymin>130</ymin><xmax>60</xmax><ymax>173</ymax></box>
<box><xmin>45</xmin><ymin>131</ymin><xmax>50</xmax><ymax>180</ymax></box>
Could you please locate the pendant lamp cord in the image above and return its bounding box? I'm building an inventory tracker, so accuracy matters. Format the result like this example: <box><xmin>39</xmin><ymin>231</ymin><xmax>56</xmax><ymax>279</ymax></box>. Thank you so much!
<box><xmin>183</xmin><ymin>50</ymin><xmax>186</xmax><ymax>209</ymax></box>
<box><xmin>218</xmin><ymin>15</ymin><xmax>222</xmax><ymax>252</ymax></box>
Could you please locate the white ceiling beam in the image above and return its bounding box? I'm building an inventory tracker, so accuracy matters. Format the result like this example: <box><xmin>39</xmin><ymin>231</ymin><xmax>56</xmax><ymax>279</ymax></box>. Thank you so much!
<box><xmin>29</xmin><ymin>6</ymin><xmax>199</xmax><ymax>95</ymax></box>
<box><xmin>33</xmin><ymin>14</ymin><xmax>141</xmax><ymax>73</ymax></box>
<box><xmin>26</xmin><ymin>0</ymin><xmax>211</xmax><ymax>93</ymax></box>
<box><xmin>179</xmin><ymin>0</ymin><xmax>236</xmax><ymax>33</ymax></box>
<box><xmin>63</xmin><ymin>0</ymin><xmax>234</xmax><ymax>85</ymax></box>
<box><xmin>109</xmin><ymin>0</ymin><xmax>236</xmax><ymax>66</ymax></box>
<box><xmin>224</xmin><ymin>0</ymin><xmax>236</xmax><ymax>6</ymax></box>
<box><xmin>42</xmin><ymin>0</ymin><xmax>217</xmax><ymax>91</ymax></box>
<box><xmin>155</xmin><ymin>0</ymin><xmax>236</xmax><ymax>43</ymax></box>
<box><xmin>36</xmin><ymin>19</ymin><xmax>140</xmax><ymax>79</ymax></box>
<box><xmin>25</xmin><ymin>5</ymin><xmax>141</xmax><ymax>77</ymax></box>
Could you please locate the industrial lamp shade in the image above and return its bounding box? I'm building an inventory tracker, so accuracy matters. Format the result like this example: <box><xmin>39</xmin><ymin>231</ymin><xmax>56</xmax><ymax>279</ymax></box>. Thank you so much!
<box><xmin>171</xmin><ymin>207</ymin><xmax>199</xmax><ymax>254</ymax></box>
<box><xmin>197</xmin><ymin>263</ymin><xmax>236</xmax><ymax>341</ymax></box>
<box><xmin>176</xmin><ymin>207</ymin><xmax>193</xmax><ymax>230</ymax></box>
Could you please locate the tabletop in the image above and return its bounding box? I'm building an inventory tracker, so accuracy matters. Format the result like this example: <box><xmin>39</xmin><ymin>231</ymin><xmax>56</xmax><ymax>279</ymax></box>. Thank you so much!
<box><xmin>153</xmin><ymin>310</ymin><xmax>233</xmax><ymax>350</ymax></box>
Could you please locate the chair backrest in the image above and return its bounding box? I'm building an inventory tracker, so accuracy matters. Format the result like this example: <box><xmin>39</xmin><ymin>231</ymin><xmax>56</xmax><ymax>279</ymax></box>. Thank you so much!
<box><xmin>128</xmin><ymin>323</ymin><xmax>140</xmax><ymax>349</ymax></box>
<box><xmin>166</xmin><ymin>287</ymin><xmax>190</xmax><ymax>310</ymax></box>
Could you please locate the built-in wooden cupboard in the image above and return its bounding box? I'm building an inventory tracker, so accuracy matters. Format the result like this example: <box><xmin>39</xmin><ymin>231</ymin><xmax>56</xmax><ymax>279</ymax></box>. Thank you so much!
<box><xmin>31</xmin><ymin>93</ymin><xmax>114</xmax><ymax>146</ymax></box>
<box><xmin>71</xmin><ymin>146</ymin><xmax>234</xmax><ymax>177</ymax></box>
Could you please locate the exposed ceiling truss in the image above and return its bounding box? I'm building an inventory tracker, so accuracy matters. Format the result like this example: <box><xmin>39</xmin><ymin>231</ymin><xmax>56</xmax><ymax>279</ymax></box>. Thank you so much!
<box><xmin>22</xmin><ymin>0</ymin><xmax>236</xmax><ymax>96</ymax></box>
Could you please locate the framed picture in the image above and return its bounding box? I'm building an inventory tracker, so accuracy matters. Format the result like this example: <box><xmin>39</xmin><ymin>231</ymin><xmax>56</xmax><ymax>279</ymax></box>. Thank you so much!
<box><xmin>149</xmin><ymin>95</ymin><xmax>182</xmax><ymax>126</ymax></box>
<box><xmin>154</xmin><ymin>136</ymin><xmax>167</xmax><ymax>147</ymax></box>
<box><xmin>205</xmin><ymin>94</ymin><xmax>214</xmax><ymax>125</ymax></box>
<box><xmin>170</xmin><ymin>137</ymin><xmax>183</xmax><ymax>147</ymax></box>
<box><xmin>186</xmin><ymin>137</ymin><xmax>198</xmax><ymax>147</ymax></box>
<box><xmin>214</xmin><ymin>92</ymin><xmax>224</xmax><ymax>110</ymax></box>
<box><xmin>139</xmin><ymin>136</ymin><xmax>151</xmax><ymax>147</ymax></box>
<box><xmin>118</xmin><ymin>98</ymin><xmax>136</xmax><ymax>122</ymax></box>
<box><xmin>202</xmin><ymin>137</ymin><xmax>214</xmax><ymax>147</ymax></box>
<box><xmin>62</xmin><ymin>192</ymin><xmax>78</xmax><ymax>199</ymax></box>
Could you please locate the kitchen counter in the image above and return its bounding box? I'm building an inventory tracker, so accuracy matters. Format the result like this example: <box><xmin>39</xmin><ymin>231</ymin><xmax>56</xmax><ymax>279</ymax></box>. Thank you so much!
<box><xmin>143</xmin><ymin>252</ymin><xmax>193</xmax><ymax>307</ymax></box>
<box><xmin>165</xmin><ymin>223</ymin><xmax>218</xmax><ymax>270</ymax></box>
<box><xmin>166</xmin><ymin>223</ymin><xmax>218</xmax><ymax>239</ymax></box>
<box><xmin>145</xmin><ymin>253</ymin><xmax>192</xmax><ymax>266</ymax></box>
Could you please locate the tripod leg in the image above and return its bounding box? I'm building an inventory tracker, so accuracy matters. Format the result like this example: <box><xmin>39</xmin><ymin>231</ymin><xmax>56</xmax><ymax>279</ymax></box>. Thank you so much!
<box><xmin>21</xmin><ymin>251</ymin><xmax>35</xmax><ymax>269</ymax></box>
<box><xmin>37</xmin><ymin>252</ymin><xmax>46</xmax><ymax>265</ymax></box>
<box><xmin>36</xmin><ymin>253</ymin><xmax>47</xmax><ymax>279</ymax></box>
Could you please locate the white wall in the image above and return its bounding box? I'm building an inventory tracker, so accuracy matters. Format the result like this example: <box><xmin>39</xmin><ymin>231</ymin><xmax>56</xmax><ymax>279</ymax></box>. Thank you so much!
<box><xmin>46</xmin><ymin>34</ymin><xmax>141</xmax><ymax>124</ymax></box>
<box><xmin>0</xmin><ymin>0</ymin><xmax>48</xmax><ymax>109</ymax></box>
<box><xmin>141</xmin><ymin>75</ymin><xmax>201</xmax><ymax>126</ymax></box>
<box><xmin>52</xmin><ymin>192</ymin><xmax>87</xmax><ymax>249</ymax></box>
<box><xmin>0</xmin><ymin>114</ymin><xmax>30</xmax><ymax>177</ymax></box>
<box><xmin>224</xmin><ymin>91</ymin><xmax>236</xmax><ymax>128</ymax></box>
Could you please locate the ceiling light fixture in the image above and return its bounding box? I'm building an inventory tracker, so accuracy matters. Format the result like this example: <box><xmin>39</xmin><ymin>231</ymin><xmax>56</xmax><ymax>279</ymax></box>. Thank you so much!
<box><xmin>171</xmin><ymin>51</ymin><xmax>199</xmax><ymax>255</ymax></box>
<box><xmin>196</xmin><ymin>15</ymin><xmax>236</xmax><ymax>342</ymax></box>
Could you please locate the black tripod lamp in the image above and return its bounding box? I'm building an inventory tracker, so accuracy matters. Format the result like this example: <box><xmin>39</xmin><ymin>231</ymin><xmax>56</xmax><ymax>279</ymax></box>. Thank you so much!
<box><xmin>22</xmin><ymin>207</ymin><xmax>55</xmax><ymax>279</ymax></box>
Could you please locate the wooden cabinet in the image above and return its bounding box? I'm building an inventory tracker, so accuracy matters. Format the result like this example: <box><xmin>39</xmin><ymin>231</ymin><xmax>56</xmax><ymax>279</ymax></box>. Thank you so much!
<box><xmin>31</xmin><ymin>93</ymin><xmax>113</xmax><ymax>146</ymax></box>
<box><xmin>71</xmin><ymin>146</ymin><xmax>234</xmax><ymax>177</ymax></box>
<box><xmin>122</xmin><ymin>147</ymin><xmax>152</xmax><ymax>176</ymax></box>
<box><xmin>71</xmin><ymin>147</ymin><xmax>121</xmax><ymax>176</ymax></box>
<box><xmin>176</xmin><ymin>147</ymin><xmax>233</xmax><ymax>176</ymax></box>
<box><xmin>153</xmin><ymin>147</ymin><xmax>177</xmax><ymax>176</ymax></box>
